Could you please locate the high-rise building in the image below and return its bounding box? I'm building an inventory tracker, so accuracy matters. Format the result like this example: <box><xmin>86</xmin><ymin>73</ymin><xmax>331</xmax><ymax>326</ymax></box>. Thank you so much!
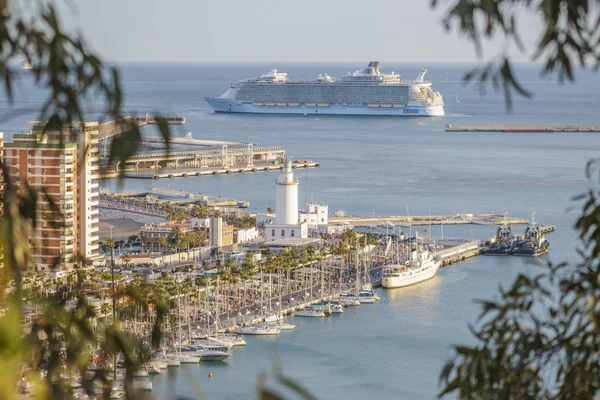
<box><xmin>3</xmin><ymin>122</ymin><xmax>101</xmax><ymax>276</ymax></box>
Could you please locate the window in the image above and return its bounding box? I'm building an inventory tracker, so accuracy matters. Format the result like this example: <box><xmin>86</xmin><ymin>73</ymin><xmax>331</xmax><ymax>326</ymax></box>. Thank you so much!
<box><xmin>291</xmin><ymin>230</ymin><xmax>295</xmax><ymax>237</ymax></box>
<box><xmin>281</xmin><ymin>229</ymin><xmax>285</xmax><ymax>237</ymax></box>
<box><xmin>272</xmin><ymin>229</ymin><xmax>275</xmax><ymax>236</ymax></box>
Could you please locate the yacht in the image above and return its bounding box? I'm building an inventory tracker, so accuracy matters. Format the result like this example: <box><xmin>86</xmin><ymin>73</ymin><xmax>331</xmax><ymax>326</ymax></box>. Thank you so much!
<box><xmin>234</xmin><ymin>323</ymin><xmax>281</xmax><ymax>335</ymax></box>
<box><xmin>278</xmin><ymin>322</ymin><xmax>297</xmax><ymax>330</ymax></box>
<box><xmin>294</xmin><ymin>308</ymin><xmax>326</xmax><ymax>317</ymax></box>
<box><xmin>331</xmin><ymin>303</ymin><xmax>344</xmax><ymax>314</ymax></box>
<box><xmin>382</xmin><ymin>245</ymin><xmax>440</xmax><ymax>288</ymax></box>
<box><xmin>338</xmin><ymin>295</ymin><xmax>361</xmax><ymax>307</ymax></box>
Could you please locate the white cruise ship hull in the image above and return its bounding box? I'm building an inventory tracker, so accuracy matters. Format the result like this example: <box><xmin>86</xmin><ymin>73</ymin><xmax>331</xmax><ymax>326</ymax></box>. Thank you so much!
<box><xmin>382</xmin><ymin>261</ymin><xmax>441</xmax><ymax>288</ymax></box>
<box><xmin>205</xmin><ymin>98</ymin><xmax>444</xmax><ymax>117</ymax></box>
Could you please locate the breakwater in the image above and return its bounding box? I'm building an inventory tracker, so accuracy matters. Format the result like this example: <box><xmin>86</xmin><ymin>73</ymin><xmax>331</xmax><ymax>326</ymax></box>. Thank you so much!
<box><xmin>445</xmin><ymin>124</ymin><xmax>600</xmax><ymax>132</ymax></box>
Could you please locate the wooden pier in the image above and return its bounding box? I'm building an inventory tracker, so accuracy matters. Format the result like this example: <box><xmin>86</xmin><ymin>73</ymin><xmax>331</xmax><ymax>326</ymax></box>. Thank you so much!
<box><xmin>445</xmin><ymin>124</ymin><xmax>600</xmax><ymax>133</ymax></box>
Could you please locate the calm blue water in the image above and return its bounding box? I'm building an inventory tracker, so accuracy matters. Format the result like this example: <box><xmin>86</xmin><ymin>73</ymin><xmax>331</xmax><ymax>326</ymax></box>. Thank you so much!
<box><xmin>2</xmin><ymin>63</ymin><xmax>599</xmax><ymax>399</ymax></box>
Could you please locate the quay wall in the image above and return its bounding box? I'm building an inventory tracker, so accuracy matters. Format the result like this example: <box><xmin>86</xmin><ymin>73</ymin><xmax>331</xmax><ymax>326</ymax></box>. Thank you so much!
<box><xmin>445</xmin><ymin>124</ymin><xmax>600</xmax><ymax>133</ymax></box>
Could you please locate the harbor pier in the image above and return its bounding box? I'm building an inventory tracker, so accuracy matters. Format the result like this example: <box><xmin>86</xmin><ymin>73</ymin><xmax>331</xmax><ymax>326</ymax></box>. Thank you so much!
<box><xmin>445</xmin><ymin>124</ymin><xmax>600</xmax><ymax>133</ymax></box>
<box><xmin>331</xmin><ymin>213</ymin><xmax>528</xmax><ymax>227</ymax></box>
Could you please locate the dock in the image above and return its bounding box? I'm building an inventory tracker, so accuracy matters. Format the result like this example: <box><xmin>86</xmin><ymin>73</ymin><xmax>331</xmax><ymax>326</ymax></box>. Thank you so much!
<box><xmin>101</xmin><ymin>160</ymin><xmax>320</xmax><ymax>179</ymax></box>
<box><xmin>97</xmin><ymin>114</ymin><xmax>186</xmax><ymax>142</ymax></box>
<box><xmin>330</xmin><ymin>213</ymin><xmax>528</xmax><ymax>227</ymax></box>
<box><xmin>100</xmin><ymin>189</ymin><xmax>250</xmax><ymax>208</ymax></box>
<box><xmin>445</xmin><ymin>124</ymin><xmax>600</xmax><ymax>133</ymax></box>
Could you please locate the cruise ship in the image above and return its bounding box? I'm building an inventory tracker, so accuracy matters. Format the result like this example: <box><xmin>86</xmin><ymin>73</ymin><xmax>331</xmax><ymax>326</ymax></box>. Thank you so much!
<box><xmin>205</xmin><ymin>62</ymin><xmax>444</xmax><ymax>116</ymax></box>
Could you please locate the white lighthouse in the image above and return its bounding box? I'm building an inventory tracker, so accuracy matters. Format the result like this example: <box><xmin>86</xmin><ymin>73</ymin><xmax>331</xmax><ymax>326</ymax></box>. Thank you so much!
<box><xmin>275</xmin><ymin>159</ymin><xmax>299</xmax><ymax>225</ymax></box>
<box><xmin>268</xmin><ymin>158</ymin><xmax>308</xmax><ymax>241</ymax></box>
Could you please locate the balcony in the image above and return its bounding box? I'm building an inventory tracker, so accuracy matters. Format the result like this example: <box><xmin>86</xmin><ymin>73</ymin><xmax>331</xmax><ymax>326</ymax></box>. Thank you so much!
<box><xmin>89</xmin><ymin>235</ymin><xmax>99</xmax><ymax>243</ymax></box>
<box><xmin>89</xmin><ymin>218</ymin><xmax>99</xmax><ymax>226</ymax></box>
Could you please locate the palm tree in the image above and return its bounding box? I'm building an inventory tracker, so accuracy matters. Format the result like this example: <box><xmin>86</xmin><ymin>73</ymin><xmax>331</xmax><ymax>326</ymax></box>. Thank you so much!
<box><xmin>159</xmin><ymin>236</ymin><xmax>169</xmax><ymax>259</ymax></box>
<box><xmin>120</xmin><ymin>253</ymin><xmax>131</xmax><ymax>269</ymax></box>
<box><xmin>191</xmin><ymin>204</ymin><xmax>210</xmax><ymax>219</ymax></box>
<box><xmin>99</xmin><ymin>302</ymin><xmax>112</xmax><ymax>323</ymax></box>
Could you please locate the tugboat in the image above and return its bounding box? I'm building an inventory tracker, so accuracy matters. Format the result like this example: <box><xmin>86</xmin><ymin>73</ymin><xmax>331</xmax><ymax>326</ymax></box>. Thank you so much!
<box><xmin>512</xmin><ymin>212</ymin><xmax>549</xmax><ymax>256</ymax></box>
<box><xmin>481</xmin><ymin>214</ymin><xmax>515</xmax><ymax>256</ymax></box>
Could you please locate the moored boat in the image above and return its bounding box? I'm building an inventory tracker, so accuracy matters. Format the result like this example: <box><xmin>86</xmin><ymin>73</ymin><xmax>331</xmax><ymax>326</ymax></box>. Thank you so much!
<box><xmin>382</xmin><ymin>245</ymin><xmax>440</xmax><ymax>289</ymax></box>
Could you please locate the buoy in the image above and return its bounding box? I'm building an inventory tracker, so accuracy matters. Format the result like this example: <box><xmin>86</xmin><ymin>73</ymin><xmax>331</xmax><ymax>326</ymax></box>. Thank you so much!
<box><xmin>293</xmin><ymin>340</ymin><xmax>296</xmax><ymax>342</ymax></box>
<box><xmin>208</xmin><ymin>373</ymin><xmax>213</xmax><ymax>378</ymax></box>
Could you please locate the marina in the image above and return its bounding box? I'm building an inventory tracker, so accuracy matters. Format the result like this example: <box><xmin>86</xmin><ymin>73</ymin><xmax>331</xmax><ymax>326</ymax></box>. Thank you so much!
<box><xmin>445</xmin><ymin>124</ymin><xmax>600</xmax><ymax>132</ymax></box>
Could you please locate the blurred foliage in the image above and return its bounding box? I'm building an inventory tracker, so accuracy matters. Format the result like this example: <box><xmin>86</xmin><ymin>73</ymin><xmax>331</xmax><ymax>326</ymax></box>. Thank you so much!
<box><xmin>432</xmin><ymin>0</ymin><xmax>600</xmax><ymax>109</ymax></box>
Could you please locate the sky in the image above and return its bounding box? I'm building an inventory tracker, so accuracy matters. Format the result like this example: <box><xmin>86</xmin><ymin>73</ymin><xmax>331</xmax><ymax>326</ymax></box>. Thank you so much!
<box><xmin>55</xmin><ymin>0</ymin><xmax>544</xmax><ymax>64</ymax></box>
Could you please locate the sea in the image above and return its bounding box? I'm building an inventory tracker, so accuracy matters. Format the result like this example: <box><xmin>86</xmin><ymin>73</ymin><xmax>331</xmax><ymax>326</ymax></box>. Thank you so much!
<box><xmin>2</xmin><ymin>63</ymin><xmax>600</xmax><ymax>399</ymax></box>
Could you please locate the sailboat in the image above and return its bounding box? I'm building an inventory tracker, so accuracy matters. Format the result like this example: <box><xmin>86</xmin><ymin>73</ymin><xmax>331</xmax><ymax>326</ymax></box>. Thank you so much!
<box><xmin>295</xmin><ymin>266</ymin><xmax>326</xmax><ymax>317</ymax></box>
<box><xmin>234</xmin><ymin>268</ymin><xmax>282</xmax><ymax>334</ymax></box>
<box><xmin>455</xmin><ymin>94</ymin><xmax>460</xmax><ymax>103</ymax></box>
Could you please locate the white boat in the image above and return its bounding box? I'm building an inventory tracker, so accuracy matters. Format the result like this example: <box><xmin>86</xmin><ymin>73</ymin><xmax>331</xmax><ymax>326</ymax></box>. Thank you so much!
<box><xmin>278</xmin><ymin>323</ymin><xmax>297</xmax><ymax>330</ymax></box>
<box><xmin>166</xmin><ymin>358</ymin><xmax>180</xmax><ymax>367</ymax></box>
<box><xmin>205</xmin><ymin>62</ymin><xmax>444</xmax><ymax>116</ymax></box>
<box><xmin>189</xmin><ymin>340</ymin><xmax>232</xmax><ymax>352</ymax></box>
<box><xmin>382</xmin><ymin>246</ymin><xmax>440</xmax><ymax>288</ymax></box>
<box><xmin>295</xmin><ymin>309</ymin><xmax>326</xmax><ymax>317</ymax></box>
<box><xmin>198</xmin><ymin>350</ymin><xmax>231</xmax><ymax>362</ymax></box>
<box><xmin>264</xmin><ymin>313</ymin><xmax>283</xmax><ymax>323</ymax></box>
<box><xmin>203</xmin><ymin>334</ymin><xmax>246</xmax><ymax>347</ymax></box>
<box><xmin>331</xmin><ymin>304</ymin><xmax>344</xmax><ymax>314</ymax></box>
<box><xmin>21</xmin><ymin>60</ymin><xmax>33</xmax><ymax>70</ymax></box>
<box><xmin>338</xmin><ymin>296</ymin><xmax>361</xmax><ymax>307</ymax></box>
<box><xmin>233</xmin><ymin>323</ymin><xmax>281</xmax><ymax>335</ymax></box>
<box><xmin>178</xmin><ymin>354</ymin><xmax>200</xmax><ymax>363</ymax></box>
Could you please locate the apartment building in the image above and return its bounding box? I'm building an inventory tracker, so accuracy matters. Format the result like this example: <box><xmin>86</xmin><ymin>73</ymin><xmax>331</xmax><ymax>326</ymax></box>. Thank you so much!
<box><xmin>3</xmin><ymin>122</ymin><xmax>100</xmax><ymax>276</ymax></box>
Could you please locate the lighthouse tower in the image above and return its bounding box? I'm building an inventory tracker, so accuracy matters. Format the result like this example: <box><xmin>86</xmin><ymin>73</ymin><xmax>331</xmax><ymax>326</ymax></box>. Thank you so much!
<box><xmin>269</xmin><ymin>158</ymin><xmax>308</xmax><ymax>242</ymax></box>
<box><xmin>275</xmin><ymin>159</ymin><xmax>299</xmax><ymax>225</ymax></box>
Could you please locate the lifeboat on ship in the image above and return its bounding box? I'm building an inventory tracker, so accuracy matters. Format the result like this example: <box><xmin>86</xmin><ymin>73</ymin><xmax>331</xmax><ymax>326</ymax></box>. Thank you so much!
<box><xmin>276</xmin><ymin>102</ymin><xmax>287</xmax><ymax>106</ymax></box>
<box><xmin>392</xmin><ymin>104</ymin><xmax>405</xmax><ymax>108</ymax></box>
<box><xmin>264</xmin><ymin>102</ymin><xmax>275</xmax><ymax>106</ymax></box>
<box><xmin>380</xmin><ymin>104</ymin><xmax>392</xmax><ymax>108</ymax></box>
<box><xmin>288</xmin><ymin>102</ymin><xmax>300</xmax><ymax>106</ymax></box>
<box><xmin>368</xmin><ymin>103</ymin><xmax>380</xmax><ymax>107</ymax></box>
<box><xmin>317</xmin><ymin>103</ymin><xmax>329</xmax><ymax>107</ymax></box>
<box><xmin>305</xmin><ymin>102</ymin><xmax>316</xmax><ymax>106</ymax></box>
<box><xmin>252</xmin><ymin>102</ymin><xmax>264</xmax><ymax>106</ymax></box>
